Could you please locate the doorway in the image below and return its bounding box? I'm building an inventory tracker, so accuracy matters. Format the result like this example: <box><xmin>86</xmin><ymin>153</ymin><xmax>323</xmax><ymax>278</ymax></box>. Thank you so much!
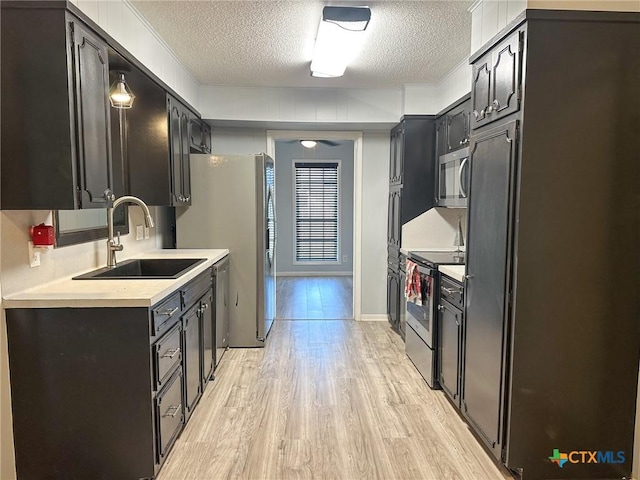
<box><xmin>268</xmin><ymin>132</ymin><xmax>361</xmax><ymax>320</ymax></box>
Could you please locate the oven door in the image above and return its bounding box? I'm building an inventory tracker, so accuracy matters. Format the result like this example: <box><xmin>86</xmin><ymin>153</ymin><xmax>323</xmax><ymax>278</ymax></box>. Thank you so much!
<box><xmin>438</xmin><ymin>147</ymin><xmax>469</xmax><ymax>208</ymax></box>
<box><xmin>405</xmin><ymin>266</ymin><xmax>435</xmax><ymax>348</ymax></box>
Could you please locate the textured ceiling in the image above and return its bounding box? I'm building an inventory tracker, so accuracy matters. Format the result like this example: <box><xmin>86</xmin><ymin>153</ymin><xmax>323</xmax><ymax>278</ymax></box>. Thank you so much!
<box><xmin>131</xmin><ymin>1</ymin><xmax>473</xmax><ymax>89</ymax></box>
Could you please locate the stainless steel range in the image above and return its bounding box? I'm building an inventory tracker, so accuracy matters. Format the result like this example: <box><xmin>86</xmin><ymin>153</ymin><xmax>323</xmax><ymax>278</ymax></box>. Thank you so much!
<box><xmin>405</xmin><ymin>251</ymin><xmax>464</xmax><ymax>388</ymax></box>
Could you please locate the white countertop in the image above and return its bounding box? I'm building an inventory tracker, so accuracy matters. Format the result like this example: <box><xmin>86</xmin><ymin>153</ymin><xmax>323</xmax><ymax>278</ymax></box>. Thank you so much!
<box><xmin>439</xmin><ymin>265</ymin><xmax>465</xmax><ymax>283</ymax></box>
<box><xmin>2</xmin><ymin>249</ymin><xmax>229</xmax><ymax>309</ymax></box>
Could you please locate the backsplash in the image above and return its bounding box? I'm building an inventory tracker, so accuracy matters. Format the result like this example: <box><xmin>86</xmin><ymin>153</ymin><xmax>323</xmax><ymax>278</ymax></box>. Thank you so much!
<box><xmin>0</xmin><ymin>208</ymin><xmax>164</xmax><ymax>296</ymax></box>
<box><xmin>402</xmin><ymin>207</ymin><xmax>467</xmax><ymax>250</ymax></box>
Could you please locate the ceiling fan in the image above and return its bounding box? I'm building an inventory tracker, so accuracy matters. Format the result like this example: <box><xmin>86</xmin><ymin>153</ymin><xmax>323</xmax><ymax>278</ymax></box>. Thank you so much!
<box><xmin>283</xmin><ymin>139</ymin><xmax>341</xmax><ymax>148</ymax></box>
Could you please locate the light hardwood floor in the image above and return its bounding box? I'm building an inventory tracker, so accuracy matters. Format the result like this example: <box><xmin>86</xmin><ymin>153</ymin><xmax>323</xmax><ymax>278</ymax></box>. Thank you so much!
<box><xmin>158</xmin><ymin>320</ymin><xmax>512</xmax><ymax>480</ymax></box>
<box><xmin>276</xmin><ymin>277</ymin><xmax>353</xmax><ymax>320</ymax></box>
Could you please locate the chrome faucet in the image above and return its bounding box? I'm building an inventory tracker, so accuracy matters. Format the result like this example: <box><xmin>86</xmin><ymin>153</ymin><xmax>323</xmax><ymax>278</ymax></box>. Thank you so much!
<box><xmin>107</xmin><ymin>195</ymin><xmax>155</xmax><ymax>268</ymax></box>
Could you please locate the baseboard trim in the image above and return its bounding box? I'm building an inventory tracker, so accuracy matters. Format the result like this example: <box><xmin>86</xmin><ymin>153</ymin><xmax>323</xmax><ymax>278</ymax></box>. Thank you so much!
<box><xmin>277</xmin><ymin>272</ymin><xmax>353</xmax><ymax>277</ymax></box>
<box><xmin>359</xmin><ymin>314</ymin><xmax>389</xmax><ymax>322</ymax></box>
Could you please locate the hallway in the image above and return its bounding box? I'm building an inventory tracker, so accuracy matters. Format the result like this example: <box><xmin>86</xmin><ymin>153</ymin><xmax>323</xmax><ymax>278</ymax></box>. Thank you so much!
<box><xmin>276</xmin><ymin>276</ymin><xmax>353</xmax><ymax>320</ymax></box>
<box><xmin>157</xmin><ymin>320</ymin><xmax>510</xmax><ymax>480</ymax></box>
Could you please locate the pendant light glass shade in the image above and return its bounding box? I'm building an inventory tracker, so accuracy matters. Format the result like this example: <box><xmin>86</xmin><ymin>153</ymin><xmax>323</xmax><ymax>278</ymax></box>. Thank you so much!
<box><xmin>109</xmin><ymin>73</ymin><xmax>135</xmax><ymax>109</ymax></box>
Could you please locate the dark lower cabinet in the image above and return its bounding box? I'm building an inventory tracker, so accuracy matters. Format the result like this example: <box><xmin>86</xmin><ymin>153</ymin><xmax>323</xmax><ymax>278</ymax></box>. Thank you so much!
<box><xmin>5</xmin><ymin>264</ymin><xmax>224</xmax><ymax>479</ymax></box>
<box><xmin>213</xmin><ymin>257</ymin><xmax>230</xmax><ymax>366</ymax></box>
<box><xmin>155</xmin><ymin>368</ymin><xmax>184</xmax><ymax>464</ymax></box>
<box><xmin>182</xmin><ymin>301</ymin><xmax>202</xmax><ymax>422</ymax></box>
<box><xmin>200</xmin><ymin>289</ymin><xmax>215</xmax><ymax>387</ymax></box>
<box><xmin>438</xmin><ymin>297</ymin><xmax>463</xmax><ymax>406</ymax></box>
<box><xmin>386</xmin><ymin>267</ymin><xmax>400</xmax><ymax>328</ymax></box>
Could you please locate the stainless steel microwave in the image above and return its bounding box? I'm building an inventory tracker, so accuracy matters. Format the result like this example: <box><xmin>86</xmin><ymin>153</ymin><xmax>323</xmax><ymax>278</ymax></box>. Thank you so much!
<box><xmin>437</xmin><ymin>147</ymin><xmax>469</xmax><ymax>208</ymax></box>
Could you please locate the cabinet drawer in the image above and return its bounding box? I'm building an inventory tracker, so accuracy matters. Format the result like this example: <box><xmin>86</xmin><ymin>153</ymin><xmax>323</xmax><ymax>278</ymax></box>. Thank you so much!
<box><xmin>155</xmin><ymin>368</ymin><xmax>184</xmax><ymax>463</ymax></box>
<box><xmin>153</xmin><ymin>323</ymin><xmax>182</xmax><ymax>390</ymax></box>
<box><xmin>152</xmin><ymin>292</ymin><xmax>181</xmax><ymax>336</ymax></box>
<box><xmin>441</xmin><ymin>276</ymin><xmax>464</xmax><ymax>309</ymax></box>
<box><xmin>181</xmin><ymin>270</ymin><xmax>211</xmax><ymax>309</ymax></box>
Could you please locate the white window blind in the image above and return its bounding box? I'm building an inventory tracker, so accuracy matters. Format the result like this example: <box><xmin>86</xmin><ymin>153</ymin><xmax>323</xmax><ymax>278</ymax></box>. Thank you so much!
<box><xmin>294</xmin><ymin>162</ymin><xmax>339</xmax><ymax>262</ymax></box>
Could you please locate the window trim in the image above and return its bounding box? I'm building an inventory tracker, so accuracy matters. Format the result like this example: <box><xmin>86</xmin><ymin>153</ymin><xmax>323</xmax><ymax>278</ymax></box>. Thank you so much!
<box><xmin>292</xmin><ymin>159</ymin><xmax>341</xmax><ymax>266</ymax></box>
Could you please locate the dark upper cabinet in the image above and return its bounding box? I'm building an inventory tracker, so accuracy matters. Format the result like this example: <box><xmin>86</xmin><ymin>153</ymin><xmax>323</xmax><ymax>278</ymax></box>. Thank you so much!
<box><xmin>436</xmin><ymin>97</ymin><xmax>471</xmax><ymax>159</ymax></box>
<box><xmin>446</xmin><ymin>101</ymin><xmax>471</xmax><ymax>152</ymax></box>
<box><xmin>169</xmin><ymin>96</ymin><xmax>193</xmax><ymax>206</ymax></box>
<box><xmin>389</xmin><ymin>124</ymin><xmax>404</xmax><ymax>184</ymax></box>
<box><xmin>471</xmin><ymin>29</ymin><xmax>523</xmax><ymax>130</ymax></box>
<box><xmin>72</xmin><ymin>22</ymin><xmax>114</xmax><ymax>208</ymax></box>
<box><xmin>388</xmin><ymin>115</ymin><xmax>436</xmax><ymax>225</ymax></box>
<box><xmin>1</xmin><ymin>6</ymin><xmax>115</xmax><ymax>209</ymax></box>
<box><xmin>189</xmin><ymin>118</ymin><xmax>212</xmax><ymax>154</ymax></box>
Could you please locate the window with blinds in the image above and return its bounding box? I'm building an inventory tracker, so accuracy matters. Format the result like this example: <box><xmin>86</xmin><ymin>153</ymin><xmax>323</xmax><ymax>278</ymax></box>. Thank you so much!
<box><xmin>294</xmin><ymin>161</ymin><xmax>339</xmax><ymax>263</ymax></box>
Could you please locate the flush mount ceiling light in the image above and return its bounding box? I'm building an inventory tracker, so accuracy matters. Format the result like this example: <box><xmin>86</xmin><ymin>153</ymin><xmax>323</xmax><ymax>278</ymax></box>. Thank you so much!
<box><xmin>300</xmin><ymin>140</ymin><xmax>318</xmax><ymax>148</ymax></box>
<box><xmin>310</xmin><ymin>6</ymin><xmax>371</xmax><ymax>78</ymax></box>
<box><xmin>109</xmin><ymin>73</ymin><xmax>135</xmax><ymax>109</ymax></box>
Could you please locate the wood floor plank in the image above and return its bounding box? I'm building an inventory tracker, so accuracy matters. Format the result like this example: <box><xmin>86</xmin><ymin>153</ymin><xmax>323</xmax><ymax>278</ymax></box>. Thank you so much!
<box><xmin>158</xmin><ymin>320</ymin><xmax>512</xmax><ymax>480</ymax></box>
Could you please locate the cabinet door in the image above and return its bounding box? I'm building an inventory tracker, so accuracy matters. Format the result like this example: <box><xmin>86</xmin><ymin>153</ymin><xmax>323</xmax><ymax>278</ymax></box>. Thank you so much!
<box><xmin>387</xmin><ymin>269</ymin><xmax>400</xmax><ymax>326</ymax></box>
<box><xmin>438</xmin><ymin>302</ymin><xmax>461</xmax><ymax>405</ymax></box>
<box><xmin>446</xmin><ymin>101</ymin><xmax>470</xmax><ymax>152</ymax></box>
<box><xmin>169</xmin><ymin>100</ymin><xmax>183</xmax><ymax>205</ymax></box>
<box><xmin>435</xmin><ymin>118</ymin><xmax>447</xmax><ymax>160</ymax></box>
<box><xmin>180</xmin><ymin>110</ymin><xmax>191</xmax><ymax>205</ymax></box>
<box><xmin>71</xmin><ymin>21</ymin><xmax>113</xmax><ymax>208</ymax></box>
<box><xmin>394</xmin><ymin>125</ymin><xmax>404</xmax><ymax>183</ymax></box>
<box><xmin>189</xmin><ymin>117</ymin><xmax>203</xmax><ymax>153</ymax></box>
<box><xmin>393</xmin><ymin>188</ymin><xmax>402</xmax><ymax>247</ymax></box>
<box><xmin>471</xmin><ymin>53</ymin><xmax>492</xmax><ymax>129</ymax></box>
<box><xmin>201</xmin><ymin>123</ymin><xmax>212</xmax><ymax>154</ymax></box>
<box><xmin>181</xmin><ymin>306</ymin><xmax>202</xmax><ymax>421</ymax></box>
<box><xmin>463</xmin><ymin>120</ymin><xmax>518</xmax><ymax>459</ymax></box>
<box><xmin>489</xmin><ymin>30</ymin><xmax>522</xmax><ymax>123</ymax></box>
<box><xmin>389</xmin><ymin>128</ymin><xmax>397</xmax><ymax>183</ymax></box>
<box><xmin>215</xmin><ymin>260</ymin><xmax>229</xmax><ymax>366</ymax></box>
<box><xmin>200</xmin><ymin>290</ymin><xmax>214</xmax><ymax>387</ymax></box>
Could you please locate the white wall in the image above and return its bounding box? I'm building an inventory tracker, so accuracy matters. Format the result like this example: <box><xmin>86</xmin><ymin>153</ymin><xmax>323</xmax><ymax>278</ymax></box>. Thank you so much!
<box><xmin>360</xmin><ymin>132</ymin><xmax>390</xmax><ymax>318</ymax></box>
<box><xmin>469</xmin><ymin>0</ymin><xmax>527</xmax><ymax>54</ymax></box>
<box><xmin>435</xmin><ymin>60</ymin><xmax>473</xmax><ymax>112</ymax></box>
<box><xmin>72</xmin><ymin>0</ymin><xmax>200</xmax><ymax>109</ymax></box>
<box><xmin>199</xmin><ymin>85</ymin><xmax>402</xmax><ymax>124</ymax></box>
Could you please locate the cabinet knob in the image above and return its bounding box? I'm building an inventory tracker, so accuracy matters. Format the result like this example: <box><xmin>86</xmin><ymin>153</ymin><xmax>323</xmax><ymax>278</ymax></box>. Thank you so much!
<box><xmin>493</xmin><ymin>99</ymin><xmax>500</xmax><ymax>110</ymax></box>
<box><xmin>437</xmin><ymin>305</ymin><xmax>444</xmax><ymax>311</ymax></box>
<box><xmin>464</xmin><ymin>274</ymin><xmax>474</xmax><ymax>280</ymax></box>
<box><xmin>473</xmin><ymin>110</ymin><xmax>479</xmax><ymax>119</ymax></box>
<box><xmin>479</xmin><ymin>109</ymin><xmax>485</xmax><ymax>117</ymax></box>
<box><xmin>486</xmin><ymin>105</ymin><xmax>494</xmax><ymax>114</ymax></box>
<box><xmin>185</xmin><ymin>195</ymin><xmax>191</xmax><ymax>202</ymax></box>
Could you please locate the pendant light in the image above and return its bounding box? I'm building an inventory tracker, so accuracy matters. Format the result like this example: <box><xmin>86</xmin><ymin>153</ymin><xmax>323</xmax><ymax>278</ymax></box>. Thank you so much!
<box><xmin>109</xmin><ymin>73</ymin><xmax>135</xmax><ymax>109</ymax></box>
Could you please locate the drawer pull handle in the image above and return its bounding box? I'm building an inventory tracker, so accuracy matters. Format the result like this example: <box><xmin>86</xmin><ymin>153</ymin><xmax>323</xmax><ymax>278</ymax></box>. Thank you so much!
<box><xmin>160</xmin><ymin>306</ymin><xmax>179</xmax><ymax>318</ymax></box>
<box><xmin>163</xmin><ymin>404</ymin><xmax>182</xmax><ymax>418</ymax></box>
<box><xmin>443</xmin><ymin>287</ymin><xmax>462</xmax><ymax>295</ymax></box>
<box><xmin>161</xmin><ymin>348</ymin><xmax>180</xmax><ymax>359</ymax></box>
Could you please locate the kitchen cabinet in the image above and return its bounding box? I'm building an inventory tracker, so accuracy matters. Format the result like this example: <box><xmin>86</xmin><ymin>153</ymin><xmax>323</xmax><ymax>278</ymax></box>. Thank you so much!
<box><xmin>470</xmin><ymin>29</ymin><xmax>522</xmax><ymax>130</ymax></box>
<box><xmin>182</xmin><ymin>302</ymin><xmax>202</xmax><ymax>421</ymax></box>
<box><xmin>436</xmin><ymin>96</ymin><xmax>471</xmax><ymax>160</ymax></box>
<box><xmin>190</xmin><ymin>117</ymin><xmax>212</xmax><ymax>154</ymax></box>
<box><xmin>438</xmin><ymin>276</ymin><xmax>464</xmax><ymax>408</ymax></box>
<box><xmin>463</xmin><ymin>10</ymin><xmax>639</xmax><ymax>480</ymax></box>
<box><xmin>169</xmin><ymin>95</ymin><xmax>193</xmax><ymax>206</ymax></box>
<box><xmin>200</xmin><ymin>289</ymin><xmax>215</xmax><ymax>387</ymax></box>
<box><xmin>213</xmin><ymin>257</ymin><xmax>230</xmax><ymax>366</ymax></box>
<box><xmin>1</xmin><ymin>4</ymin><xmax>115</xmax><ymax>209</ymax></box>
<box><xmin>5</xmin><ymin>266</ymin><xmax>220</xmax><ymax>479</ymax></box>
<box><xmin>386</xmin><ymin>266</ymin><xmax>401</xmax><ymax>329</ymax></box>
<box><xmin>387</xmin><ymin>116</ymin><xmax>436</xmax><ymax>331</ymax></box>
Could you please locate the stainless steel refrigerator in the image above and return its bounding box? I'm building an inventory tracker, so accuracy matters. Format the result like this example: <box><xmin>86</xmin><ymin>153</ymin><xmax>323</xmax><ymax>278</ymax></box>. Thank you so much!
<box><xmin>176</xmin><ymin>153</ymin><xmax>276</xmax><ymax>347</ymax></box>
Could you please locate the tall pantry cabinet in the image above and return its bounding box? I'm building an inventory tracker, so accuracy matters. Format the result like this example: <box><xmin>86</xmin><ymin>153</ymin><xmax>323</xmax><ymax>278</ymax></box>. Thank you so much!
<box><xmin>387</xmin><ymin>116</ymin><xmax>436</xmax><ymax>332</ymax></box>
<box><xmin>463</xmin><ymin>10</ymin><xmax>639</xmax><ymax>480</ymax></box>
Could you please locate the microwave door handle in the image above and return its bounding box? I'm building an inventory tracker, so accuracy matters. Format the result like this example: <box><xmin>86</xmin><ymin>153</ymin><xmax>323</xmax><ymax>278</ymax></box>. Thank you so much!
<box><xmin>459</xmin><ymin>157</ymin><xmax>469</xmax><ymax>198</ymax></box>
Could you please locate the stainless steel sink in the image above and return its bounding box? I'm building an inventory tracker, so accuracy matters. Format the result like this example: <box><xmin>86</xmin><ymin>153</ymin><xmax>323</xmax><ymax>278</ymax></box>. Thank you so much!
<box><xmin>73</xmin><ymin>258</ymin><xmax>206</xmax><ymax>280</ymax></box>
